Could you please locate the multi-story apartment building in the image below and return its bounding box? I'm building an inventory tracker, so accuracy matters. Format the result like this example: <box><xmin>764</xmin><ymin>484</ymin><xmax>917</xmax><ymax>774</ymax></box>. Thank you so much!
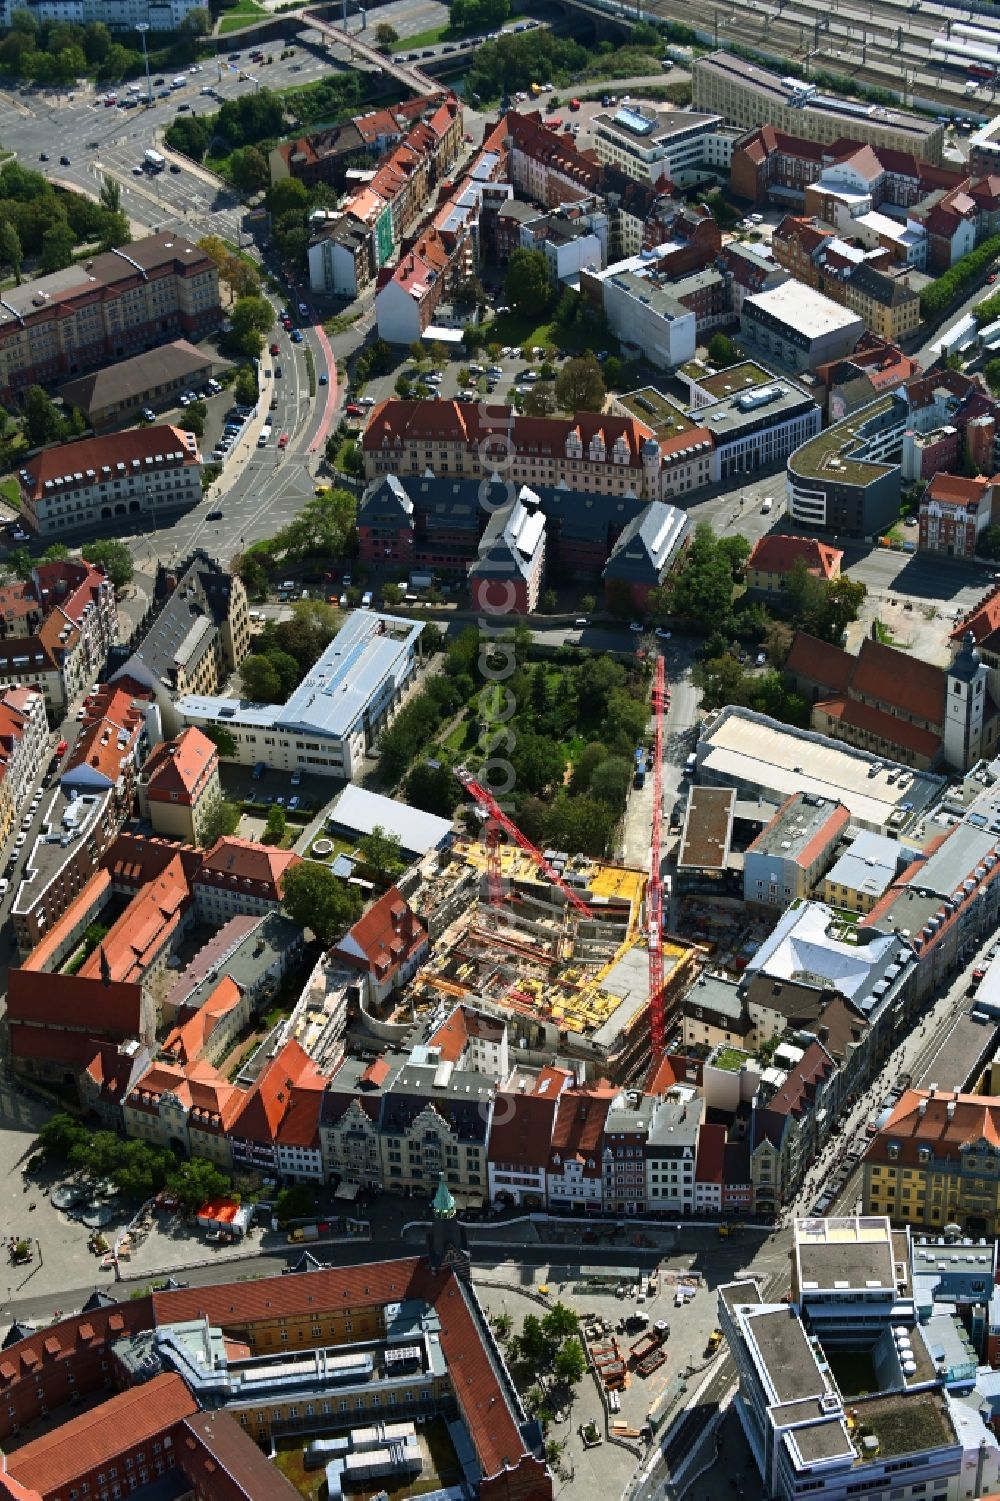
<box><xmin>693</xmin><ymin>51</ymin><xmax>944</xmax><ymax>164</ymax></box>
<box><xmin>741</xmin><ymin>280</ymin><xmax>865</xmax><ymax>377</ymax></box>
<box><xmin>743</xmin><ymin>792</ymin><xmax>850</xmax><ymax>910</ymax></box>
<box><xmin>771</xmin><ymin>216</ymin><xmax>921</xmax><ymax>344</ymax></box>
<box><xmin>0</xmin><ymin>235</ymin><xmax>220</xmax><ymax>403</ymax></box>
<box><xmin>0</xmin><ymin>558</ymin><xmax>118</xmax><ymax>717</ymax></box>
<box><xmin>0</xmin><ymin>0</ymin><xmax>205</xmax><ymax>25</ymax></box>
<box><xmin>644</xmin><ymin>1094</ymin><xmax>701</xmax><ymax>1213</ymax></box>
<box><xmin>546</xmin><ymin>1084</ymin><xmax>616</xmax><ymax>1212</ymax></box>
<box><xmin>332</xmin><ymin>886</ymin><xmax>428</xmax><ymax>1010</ymax></box>
<box><xmin>603</xmin><ymin>1093</ymin><xmax>654</xmax><ymax>1215</ymax></box>
<box><xmin>0</xmin><ymin>687</ymin><xmax>47</xmax><ymax>820</ymax></box>
<box><xmin>136</xmin><ymin>726</ymin><xmax>222</xmax><ymax>845</ymax></box>
<box><xmin>919</xmin><ymin>472</ymin><xmax>997</xmax><ymax>561</ymax></box>
<box><xmin>786</xmin><ymin>391</ymin><xmax>907</xmax><ymax>537</ymax></box>
<box><xmin>112</xmin><ymin>550</ymin><xmax>250</xmax><ymax>735</ymax></box>
<box><xmin>17</xmin><ymin>424</ymin><xmax>201</xmax><ymax>539</ymax></box>
<box><xmin>486</xmin><ymin>1066</ymin><xmax>570</xmax><ymax>1208</ymax></box>
<box><xmin>468</xmin><ymin>490</ymin><xmax>546</xmax><ymax>615</ymax></box>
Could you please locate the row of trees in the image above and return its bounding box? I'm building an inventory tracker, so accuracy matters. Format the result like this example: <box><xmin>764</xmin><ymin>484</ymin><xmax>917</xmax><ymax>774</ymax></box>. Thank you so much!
<box><xmin>0</xmin><ymin>163</ymin><xmax>129</xmax><ymax>285</ymax></box>
<box><xmin>448</xmin><ymin>0</ymin><xmax>510</xmax><ymax>32</ymax></box>
<box><xmin>0</xmin><ymin>9</ymin><xmax>208</xmax><ymax>85</ymax></box>
<box><xmin>920</xmin><ymin>233</ymin><xmax>1000</xmax><ymax>322</ymax></box>
<box><xmin>38</xmin><ymin>1112</ymin><xmax>231</xmax><ymax>1207</ymax></box>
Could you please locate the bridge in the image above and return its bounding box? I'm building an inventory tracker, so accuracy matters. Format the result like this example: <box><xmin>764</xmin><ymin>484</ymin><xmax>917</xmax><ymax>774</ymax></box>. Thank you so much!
<box><xmin>302</xmin><ymin>11</ymin><xmax>440</xmax><ymax>96</ymax></box>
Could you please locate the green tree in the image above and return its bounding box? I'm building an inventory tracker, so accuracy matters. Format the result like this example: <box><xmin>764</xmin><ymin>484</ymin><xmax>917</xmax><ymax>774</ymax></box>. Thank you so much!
<box><xmin>553</xmin><ymin>1336</ymin><xmax>586</xmax><ymax>1387</ymax></box>
<box><xmin>554</xmin><ymin>353</ymin><xmax>605</xmax><ymax>414</ymax></box>
<box><xmin>227</xmin><ymin>295</ymin><xmax>273</xmax><ymax>360</ymax></box>
<box><xmin>233</xmin><ymin>366</ymin><xmax>259</xmax><ymax>407</ymax></box>
<box><xmin>589</xmin><ymin>756</ymin><xmax>632</xmax><ymax>808</ymax></box>
<box><xmin>99</xmin><ymin>173</ymin><xmax>121</xmax><ymax>214</ymax></box>
<box><xmin>41</xmin><ymin>542</ymin><xmax>69</xmax><ymax>561</ymax></box>
<box><xmin>22</xmin><ymin>384</ymin><xmax>63</xmax><ymax>447</ymax></box>
<box><xmin>85</xmin><ymin>538</ymin><xmax>133</xmax><ymax>590</ymax></box>
<box><xmin>241</xmin><ymin>653</ymin><xmax>282</xmax><ymax>702</ymax></box>
<box><xmin>7</xmin><ymin>548</ymin><xmax>33</xmax><ymax>582</ymax></box>
<box><xmin>179</xmin><ymin>398</ymin><xmax>206</xmax><ymax>438</ymax></box>
<box><xmin>985</xmin><ymin>359</ymin><xmax>1000</xmax><ymax>397</ymax></box>
<box><xmin>265</xmin><ymin>803</ymin><xmax>286</xmax><ymax>842</ymax></box>
<box><xmin>181</xmin><ymin>5</ymin><xmax>209</xmax><ymax>32</ymax></box>
<box><xmin>405</xmin><ymin>760</ymin><xmax>461</xmax><ymax>817</ymax></box>
<box><xmin>569</xmin><ymin>741</ymin><xmax>607</xmax><ymax>795</ymax></box>
<box><xmin>707</xmin><ymin>332</ymin><xmax>737</xmax><ymax>367</ymax></box>
<box><xmin>265</xmin><ymin>175</ymin><xmax>309</xmax><ymax>220</ymax></box>
<box><xmin>0</xmin><ymin>221</ymin><xmax>23</xmax><ymax>285</ymax></box>
<box><xmin>374</xmin><ymin>20</ymin><xmax>398</xmax><ymax>49</ymax></box>
<box><xmin>358</xmin><ymin>823</ymin><xmax>404</xmax><ymax>880</ymax></box>
<box><xmin>40</xmin><ymin>220</ymin><xmax>75</xmax><ymax>273</ymax></box>
<box><xmin>504</xmin><ymin>248</ymin><xmax>553</xmax><ymax>319</ymax></box>
<box><xmin>281</xmin><ymin>861</ymin><xmax>364</xmax><ymax>945</ymax></box>
<box><xmin>37</xmin><ymin>1111</ymin><xmax>86</xmax><ymax>1159</ymax></box>
<box><xmin>199</xmin><ymin>797</ymin><xmax>242</xmax><ymax>845</ymax></box>
<box><xmin>202</xmin><ymin>724</ymin><xmax>237</xmax><ymax>758</ymax></box>
<box><xmin>542</xmin><ymin>1302</ymin><xmax>579</xmax><ymax>1341</ymax></box>
<box><xmin>510</xmin><ymin>728</ymin><xmax>565</xmax><ymax>795</ymax></box>
<box><xmin>169</xmin><ymin>1156</ymin><xmax>232</xmax><ymax>1211</ymax></box>
<box><xmin>979</xmin><ymin>524</ymin><xmax>1000</xmax><ymax>561</ymax></box>
<box><xmin>276</xmin><ymin>1183</ymin><xmax>315</xmax><ymax>1222</ymax></box>
<box><xmin>522</xmin><ymin>382</ymin><xmax>557</xmax><ymax>417</ymax></box>
<box><xmin>230</xmin><ymin>145</ymin><xmax>269</xmax><ymax>194</ymax></box>
<box><xmin>516</xmin><ymin>1313</ymin><xmax>552</xmax><ymax>1366</ymax></box>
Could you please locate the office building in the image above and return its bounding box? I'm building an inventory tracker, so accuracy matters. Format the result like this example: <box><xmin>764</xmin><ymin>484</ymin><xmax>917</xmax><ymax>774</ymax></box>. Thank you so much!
<box><xmin>591</xmin><ymin>104</ymin><xmax>727</xmax><ymax>186</ymax></box>
<box><xmin>692</xmin><ymin>51</ymin><xmax>944</xmax><ymax>164</ymax></box>
<box><xmin>17</xmin><ymin>425</ymin><xmax>201</xmax><ymax>539</ymax></box>
<box><xmin>179</xmin><ymin>610</ymin><xmax>425</xmax><ymax>781</ymax></box>
<box><xmin>740</xmin><ymin>281</ymin><xmax>865</xmax><ymax>376</ymax></box>
<box><xmin>786</xmin><ymin>392</ymin><xmax>907</xmax><ymax>537</ymax></box>
<box><xmin>0</xmin><ymin>235</ymin><xmax>220</xmax><ymax>404</ymax></box>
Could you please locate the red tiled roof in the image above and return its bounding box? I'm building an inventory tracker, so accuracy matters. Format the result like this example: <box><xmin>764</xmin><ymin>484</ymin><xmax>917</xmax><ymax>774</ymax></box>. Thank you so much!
<box><xmin>196</xmin><ymin>837</ymin><xmax>299</xmax><ymax>897</ymax></box>
<box><xmin>868</xmin><ymin>1088</ymin><xmax>1000</xmax><ymax>1167</ymax></box>
<box><xmin>952</xmin><ymin>581</ymin><xmax>1000</xmax><ymax>644</ymax></box>
<box><xmin>766</xmin><ymin>1040</ymin><xmax>835</xmax><ymax>1119</ymax></box>
<box><xmin>5</xmin><ymin>1373</ymin><xmax>195</xmax><ymax>1498</ymax></box>
<box><xmin>785</xmin><ymin>631</ymin><xmax>855</xmax><ymax>694</ymax></box>
<box><xmin>229</xmin><ymin>1039</ymin><xmax>324</xmax><ymax>1147</ymax></box>
<box><xmin>363</xmin><ymin>399</ymin><xmax>655</xmax><ymax>469</ymax></box>
<box><xmin>817</xmin><ymin>694</ymin><xmax>942</xmax><ymax>759</ymax></box>
<box><xmin>142</xmin><ymin>726</ymin><xmax>218</xmax><ymax>805</ymax></box>
<box><xmin>748</xmin><ymin>533</ymin><xmax>842</xmax><ymax>580</ymax></box>
<box><xmin>7</xmin><ymin>1026</ymin><xmax>104</xmax><ymax>1069</ymax></box>
<box><xmin>78</xmin><ymin>854</ymin><xmax>191</xmax><ymax>986</ymax></box>
<box><xmin>548</xmin><ymin>1085</ymin><xmax>615</xmax><ymax>1175</ymax></box>
<box><xmin>20</xmin><ymin>427</ymin><xmax>198</xmax><ymax>504</ymax></box>
<box><xmin>695</xmin><ymin>1122</ymin><xmax>725</xmax><ymax>1185</ymax></box>
<box><xmin>162</xmin><ymin>975</ymin><xmax>242</xmax><ymax>1065</ymax></box>
<box><xmin>275</xmin><ymin>1083</ymin><xmax>324</xmax><ymax>1149</ymax></box>
<box><xmin>851</xmin><ymin>636</ymin><xmax>945</xmax><ymax>724</ymax></box>
<box><xmin>488</xmin><ymin>1092</ymin><xmax>560</xmax><ymax>1171</ymax></box>
<box><xmin>6</xmin><ymin>968</ymin><xmax>142</xmax><ymax>1039</ymax></box>
<box><xmin>150</xmin><ymin>1259</ymin><xmax>540</xmax><ymax>1486</ymax></box>
<box><xmin>334</xmin><ymin>887</ymin><xmax>427</xmax><ymax>982</ymax></box>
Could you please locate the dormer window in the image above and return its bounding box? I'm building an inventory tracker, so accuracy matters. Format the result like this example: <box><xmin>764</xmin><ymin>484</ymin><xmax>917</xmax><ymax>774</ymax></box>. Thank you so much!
<box><xmin>887</xmin><ymin>1143</ymin><xmax>900</xmax><ymax>1161</ymax></box>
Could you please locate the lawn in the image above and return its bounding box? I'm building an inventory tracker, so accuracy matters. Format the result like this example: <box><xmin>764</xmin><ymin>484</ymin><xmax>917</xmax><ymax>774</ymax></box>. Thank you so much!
<box><xmin>713</xmin><ymin>1048</ymin><xmax>751</xmax><ymax>1073</ymax></box>
<box><xmin>390</xmin><ymin>24</ymin><xmax>452</xmax><ymax>51</ymax></box>
<box><xmin>218</xmin><ymin>0</ymin><xmax>266</xmax><ymax>33</ymax></box>
<box><xmin>0</xmin><ymin>475</ymin><xmax>20</xmax><ymax>511</ymax></box>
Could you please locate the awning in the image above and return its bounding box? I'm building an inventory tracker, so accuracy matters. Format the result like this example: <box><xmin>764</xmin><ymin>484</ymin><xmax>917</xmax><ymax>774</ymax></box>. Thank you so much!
<box><xmin>334</xmin><ymin>1181</ymin><xmax>361</xmax><ymax>1201</ymax></box>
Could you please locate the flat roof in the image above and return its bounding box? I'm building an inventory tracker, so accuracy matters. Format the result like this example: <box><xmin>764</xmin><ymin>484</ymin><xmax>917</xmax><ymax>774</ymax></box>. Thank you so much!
<box><xmin>616</xmin><ymin>387</ymin><xmax>698</xmax><ymax>439</ymax></box>
<box><xmin>593</xmin><ymin>106</ymin><xmax>720</xmax><ymax>144</ymax></box>
<box><xmin>696</xmin><ymin>360</ymin><xmax>775</xmax><ymax>398</ymax></box>
<box><xmin>750</xmin><ymin>1306</ymin><xmax>827</xmax><ymax>1405</ymax></box>
<box><xmin>795</xmin><ymin>1215</ymin><xmax>896</xmax><ymax>1293</ymax></box>
<box><xmin>329</xmin><ymin>784</ymin><xmax>452</xmax><ymax>857</ymax></box>
<box><xmin>693</xmin><ymin>51</ymin><xmax>939</xmax><ymax>140</ymax></box>
<box><xmin>678</xmin><ymin>786</ymin><xmax>735</xmax><ymax>871</ymax></box>
<box><xmin>744</xmin><ymin>281</ymin><xmax>865</xmax><ymax>339</ymax></box>
<box><xmin>785</xmin><ymin>1415</ymin><xmax>855</xmax><ymax>1465</ymax></box>
<box><xmin>824</xmin><ymin>831</ymin><xmax>905</xmax><ymax>898</ymax></box>
<box><xmin>699</xmin><ymin>707</ymin><xmax>944</xmax><ymax>832</ymax></box>
<box><xmin>788</xmin><ymin>392</ymin><xmax>901</xmax><ymax>487</ymax></box>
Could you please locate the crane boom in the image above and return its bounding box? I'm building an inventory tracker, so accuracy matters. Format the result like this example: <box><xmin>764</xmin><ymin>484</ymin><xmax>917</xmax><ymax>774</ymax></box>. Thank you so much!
<box><xmin>455</xmin><ymin>767</ymin><xmax>595</xmax><ymax>917</ymax></box>
<box><xmin>648</xmin><ymin>654</ymin><xmax>667</xmax><ymax>1054</ymax></box>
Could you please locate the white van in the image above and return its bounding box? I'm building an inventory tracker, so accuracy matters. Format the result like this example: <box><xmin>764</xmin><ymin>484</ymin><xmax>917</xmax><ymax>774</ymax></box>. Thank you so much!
<box><xmin>749</xmin><ymin>213</ymin><xmax>764</xmax><ymax>225</ymax></box>
<box><xmin>761</xmin><ymin>496</ymin><xmax>774</xmax><ymax>514</ymax></box>
<box><xmin>257</xmin><ymin>424</ymin><xmax>272</xmax><ymax>448</ymax></box>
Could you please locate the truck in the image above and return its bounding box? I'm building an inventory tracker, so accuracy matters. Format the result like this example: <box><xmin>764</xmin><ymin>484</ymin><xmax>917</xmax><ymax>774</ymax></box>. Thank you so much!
<box><xmin>143</xmin><ymin>149</ymin><xmax>165</xmax><ymax>172</ymax></box>
<box><xmin>257</xmin><ymin>424</ymin><xmax>272</xmax><ymax>448</ymax></box>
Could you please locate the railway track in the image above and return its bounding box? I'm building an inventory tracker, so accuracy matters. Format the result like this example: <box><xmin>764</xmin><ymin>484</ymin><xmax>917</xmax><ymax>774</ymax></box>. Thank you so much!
<box><xmin>640</xmin><ymin>0</ymin><xmax>1000</xmax><ymax>113</ymax></box>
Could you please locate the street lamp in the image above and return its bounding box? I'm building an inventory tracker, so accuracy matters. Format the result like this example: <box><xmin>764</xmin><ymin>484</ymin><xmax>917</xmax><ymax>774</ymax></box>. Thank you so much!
<box><xmin>135</xmin><ymin>23</ymin><xmax>152</xmax><ymax>106</ymax></box>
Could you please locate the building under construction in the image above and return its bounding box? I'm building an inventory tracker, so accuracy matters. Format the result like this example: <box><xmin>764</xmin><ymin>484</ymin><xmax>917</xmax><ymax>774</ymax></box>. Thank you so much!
<box><xmin>398</xmin><ymin>837</ymin><xmax>696</xmax><ymax>1082</ymax></box>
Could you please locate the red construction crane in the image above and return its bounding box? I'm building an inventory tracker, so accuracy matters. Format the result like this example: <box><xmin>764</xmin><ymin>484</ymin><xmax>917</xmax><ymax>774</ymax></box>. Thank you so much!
<box><xmin>647</xmin><ymin>654</ymin><xmax>668</xmax><ymax>1054</ymax></box>
<box><xmin>455</xmin><ymin>767</ymin><xmax>595</xmax><ymax>918</ymax></box>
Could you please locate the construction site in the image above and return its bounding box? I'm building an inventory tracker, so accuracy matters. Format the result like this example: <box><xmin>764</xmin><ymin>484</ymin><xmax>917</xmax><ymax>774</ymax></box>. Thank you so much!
<box><xmin>391</xmin><ymin>703</ymin><xmax>695</xmax><ymax>1083</ymax></box>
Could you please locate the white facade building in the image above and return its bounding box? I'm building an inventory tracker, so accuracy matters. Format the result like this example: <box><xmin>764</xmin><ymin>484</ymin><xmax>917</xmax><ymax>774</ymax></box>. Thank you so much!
<box><xmin>592</xmin><ymin>105</ymin><xmax>726</xmax><ymax>186</ymax></box>
<box><xmin>179</xmin><ymin>610</ymin><xmax>425</xmax><ymax>781</ymax></box>
<box><xmin>602</xmin><ymin>271</ymin><xmax>696</xmax><ymax>369</ymax></box>
<box><xmin>17</xmin><ymin>426</ymin><xmax>201</xmax><ymax>539</ymax></box>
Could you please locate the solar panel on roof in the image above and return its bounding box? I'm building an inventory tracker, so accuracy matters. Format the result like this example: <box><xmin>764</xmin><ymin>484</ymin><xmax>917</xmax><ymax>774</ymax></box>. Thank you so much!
<box><xmin>614</xmin><ymin>107</ymin><xmax>655</xmax><ymax>135</ymax></box>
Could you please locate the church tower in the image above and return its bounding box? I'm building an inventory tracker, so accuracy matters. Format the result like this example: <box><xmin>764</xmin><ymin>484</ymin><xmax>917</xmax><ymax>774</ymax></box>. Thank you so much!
<box><xmin>944</xmin><ymin>630</ymin><xmax>990</xmax><ymax>771</ymax></box>
<box><xmin>426</xmin><ymin>1174</ymin><xmax>471</xmax><ymax>1282</ymax></box>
